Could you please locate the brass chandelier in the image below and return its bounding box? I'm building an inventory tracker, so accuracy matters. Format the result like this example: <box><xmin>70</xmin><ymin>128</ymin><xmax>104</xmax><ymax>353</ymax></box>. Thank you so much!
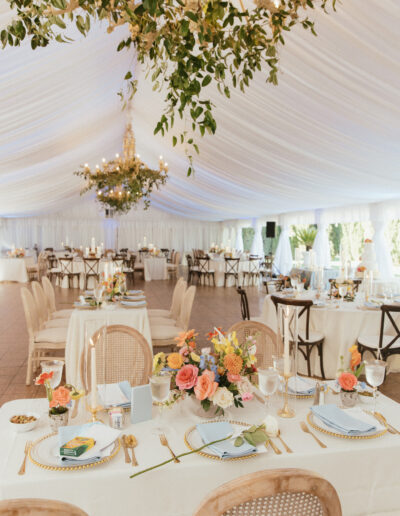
<box><xmin>75</xmin><ymin>123</ymin><xmax>168</xmax><ymax>214</ymax></box>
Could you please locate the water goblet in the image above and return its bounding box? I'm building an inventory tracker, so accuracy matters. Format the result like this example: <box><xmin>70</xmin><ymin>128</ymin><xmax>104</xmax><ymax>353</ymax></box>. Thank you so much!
<box><xmin>338</xmin><ymin>285</ymin><xmax>347</xmax><ymax>304</ymax></box>
<box><xmin>149</xmin><ymin>372</ymin><xmax>171</xmax><ymax>432</ymax></box>
<box><xmin>296</xmin><ymin>282</ymin><xmax>304</xmax><ymax>296</ymax></box>
<box><xmin>364</xmin><ymin>359</ymin><xmax>386</xmax><ymax>414</ymax></box>
<box><xmin>258</xmin><ymin>368</ymin><xmax>279</xmax><ymax>414</ymax></box>
<box><xmin>41</xmin><ymin>360</ymin><xmax>64</xmax><ymax>389</ymax></box>
<box><xmin>93</xmin><ymin>283</ymin><xmax>104</xmax><ymax>308</ymax></box>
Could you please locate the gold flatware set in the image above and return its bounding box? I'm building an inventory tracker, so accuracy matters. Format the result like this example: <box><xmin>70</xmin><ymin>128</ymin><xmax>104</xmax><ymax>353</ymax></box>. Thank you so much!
<box><xmin>18</xmin><ymin>441</ymin><xmax>31</xmax><ymax>475</ymax></box>
<box><xmin>122</xmin><ymin>434</ymin><xmax>138</xmax><ymax>466</ymax></box>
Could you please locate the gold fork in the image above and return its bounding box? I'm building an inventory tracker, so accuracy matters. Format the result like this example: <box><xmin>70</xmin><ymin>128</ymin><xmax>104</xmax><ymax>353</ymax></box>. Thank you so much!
<box><xmin>159</xmin><ymin>434</ymin><xmax>180</xmax><ymax>463</ymax></box>
<box><xmin>375</xmin><ymin>412</ymin><xmax>400</xmax><ymax>435</ymax></box>
<box><xmin>18</xmin><ymin>441</ymin><xmax>32</xmax><ymax>475</ymax></box>
<box><xmin>300</xmin><ymin>422</ymin><xmax>327</xmax><ymax>448</ymax></box>
<box><xmin>265</xmin><ymin>438</ymin><xmax>281</xmax><ymax>455</ymax></box>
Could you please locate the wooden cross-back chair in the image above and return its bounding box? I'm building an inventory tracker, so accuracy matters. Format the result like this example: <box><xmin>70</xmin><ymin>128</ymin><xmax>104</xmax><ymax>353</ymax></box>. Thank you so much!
<box><xmin>236</xmin><ymin>287</ymin><xmax>250</xmax><ymax>320</ymax></box>
<box><xmin>81</xmin><ymin>325</ymin><xmax>152</xmax><ymax>391</ymax></box>
<box><xmin>58</xmin><ymin>257</ymin><xmax>80</xmax><ymax>288</ymax></box>
<box><xmin>358</xmin><ymin>304</ymin><xmax>400</xmax><ymax>361</ymax></box>
<box><xmin>198</xmin><ymin>256</ymin><xmax>215</xmax><ymax>286</ymax></box>
<box><xmin>194</xmin><ymin>468</ymin><xmax>342</xmax><ymax>516</ymax></box>
<box><xmin>83</xmin><ymin>258</ymin><xmax>100</xmax><ymax>290</ymax></box>
<box><xmin>224</xmin><ymin>257</ymin><xmax>240</xmax><ymax>287</ymax></box>
<box><xmin>270</xmin><ymin>296</ymin><xmax>326</xmax><ymax>379</ymax></box>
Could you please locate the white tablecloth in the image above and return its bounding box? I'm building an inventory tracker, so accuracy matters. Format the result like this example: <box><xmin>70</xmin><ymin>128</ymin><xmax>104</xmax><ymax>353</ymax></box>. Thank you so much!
<box><xmin>0</xmin><ymin>257</ymin><xmax>34</xmax><ymax>283</ymax></box>
<box><xmin>1</xmin><ymin>392</ymin><xmax>400</xmax><ymax>515</ymax></box>
<box><xmin>209</xmin><ymin>259</ymin><xmax>254</xmax><ymax>287</ymax></box>
<box><xmin>260</xmin><ymin>293</ymin><xmax>400</xmax><ymax>378</ymax></box>
<box><xmin>65</xmin><ymin>306</ymin><xmax>152</xmax><ymax>388</ymax></box>
<box><xmin>144</xmin><ymin>257</ymin><xmax>168</xmax><ymax>281</ymax></box>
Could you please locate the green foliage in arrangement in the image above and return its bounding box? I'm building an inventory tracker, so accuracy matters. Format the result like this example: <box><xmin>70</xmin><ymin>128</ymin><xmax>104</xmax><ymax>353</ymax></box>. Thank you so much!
<box><xmin>1</xmin><ymin>0</ymin><xmax>336</xmax><ymax>173</ymax></box>
<box><xmin>292</xmin><ymin>225</ymin><xmax>317</xmax><ymax>250</ymax></box>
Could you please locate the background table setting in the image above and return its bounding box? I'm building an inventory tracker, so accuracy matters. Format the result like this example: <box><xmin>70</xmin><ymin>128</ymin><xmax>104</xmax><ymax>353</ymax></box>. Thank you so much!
<box><xmin>143</xmin><ymin>256</ymin><xmax>168</xmax><ymax>281</ymax></box>
<box><xmin>0</xmin><ymin>255</ymin><xmax>35</xmax><ymax>283</ymax></box>
<box><xmin>259</xmin><ymin>288</ymin><xmax>400</xmax><ymax>378</ymax></box>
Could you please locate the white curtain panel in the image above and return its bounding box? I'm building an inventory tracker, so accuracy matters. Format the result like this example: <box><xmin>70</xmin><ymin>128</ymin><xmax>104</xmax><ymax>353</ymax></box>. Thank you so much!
<box><xmin>313</xmin><ymin>223</ymin><xmax>331</xmax><ymax>268</ymax></box>
<box><xmin>369</xmin><ymin>203</ymin><xmax>395</xmax><ymax>281</ymax></box>
<box><xmin>250</xmin><ymin>218</ymin><xmax>264</xmax><ymax>257</ymax></box>
<box><xmin>273</xmin><ymin>224</ymin><xmax>293</xmax><ymax>275</ymax></box>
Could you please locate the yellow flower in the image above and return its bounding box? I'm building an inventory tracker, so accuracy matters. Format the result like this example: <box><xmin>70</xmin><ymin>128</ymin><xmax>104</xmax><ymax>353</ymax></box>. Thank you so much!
<box><xmin>70</xmin><ymin>389</ymin><xmax>85</xmax><ymax>400</ymax></box>
<box><xmin>153</xmin><ymin>352</ymin><xmax>166</xmax><ymax>374</ymax></box>
<box><xmin>249</xmin><ymin>354</ymin><xmax>257</xmax><ymax>365</ymax></box>
<box><xmin>190</xmin><ymin>352</ymin><xmax>200</xmax><ymax>362</ymax></box>
<box><xmin>167</xmin><ymin>353</ymin><xmax>183</xmax><ymax>370</ymax></box>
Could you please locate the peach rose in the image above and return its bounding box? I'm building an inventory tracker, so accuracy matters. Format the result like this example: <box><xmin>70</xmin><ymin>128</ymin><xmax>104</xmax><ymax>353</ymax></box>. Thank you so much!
<box><xmin>227</xmin><ymin>372</ymin><xmax>241</xmax><ymax>383</ymax></box>
<box><xmin>167</xmin><ymin>352</ymin><xmax>183</xmax><ymax>370</ymax></box>
<box><xmin>194</xmin><ymin>370</ymin><xmax>218</xmax><ymax>401</ymax></box>
<box><xmin>175</xmin><ymin>364</ymin><xmax>199</xmax><ymax>391</ymax></box>
<box><xmin>49</xmin><ymin>386</ymin><xmax>71</xmax><ymax>408</ymax></box>
<box><xmin>338</xmin><ymin>372</ymin><xmax>357</xmax><ymax>392</ymax></box>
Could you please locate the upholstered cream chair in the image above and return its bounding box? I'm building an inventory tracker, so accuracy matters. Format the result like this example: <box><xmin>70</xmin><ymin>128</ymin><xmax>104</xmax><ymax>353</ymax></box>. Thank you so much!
<box><xmin>148</xmin><ymin>277</ymin><xmax>187</xmax><ymax>325</ymax></box>
<box><xmin>26</xmin><ymin>252</ymin><xmax>48</xmax><ymax>281</ymax></box>
<box><xmin>167</xmin><ymin>251</ymin><xmax>181</xmax><ymax>278</ymax></box>
<box><xmin>80</xmin><ymin>325</ymin><xmax>152</xmax><ymax>389</ymax></box>
<box><xmin>194</xmin><ymin>468</ymin><xmax>342</xmax><ymax>516</ymax></box>
<box><xmin>31</xmin><ymin>281</ymin><xmax>69</xmax><ymax>329</ymax></box>
<box><xmin>151</xmin><ymin>286</ymin><xmax>196</xmax><ymax>352</ymax></box>
<box><xmin>21</xmin><ymin>287</ymin><xmax>67</xmax><ymax>385</ymax></box>
<box><xmin>228</xmin><ymin>320</ymin><xmax>281</xmax><ymax>369</ymax></box>
<box><xmin>0</xmin><ymin>498</ymin><xmax>88</xmax><ymax>515</ymax></box>
<box><xmin>41</xmin><ymin>276</ymin><xmax>73</xmax><ymax>319</ymax></box>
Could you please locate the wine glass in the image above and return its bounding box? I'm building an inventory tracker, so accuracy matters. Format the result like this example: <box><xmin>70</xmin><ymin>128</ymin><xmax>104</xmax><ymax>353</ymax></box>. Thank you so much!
<box><xmin>296</xmin><ymin>282</ymin><xmax>304</xmax><ymax>296</ymax></box>
<box><xmin>364</xmin><ymin>359</ymin><xmax>386</xmax><ymax>414</ymax></box>
<box><xmin>338</xmin><ymin>285</ymin><xmax>347</xmax><ymax>304</ymax></box>
<box><xmin>291</xmin><ymin>276</ymin><xmax>299</xmax><ymax>290</ymax></box>
<box><xmin>258</xmin><ymin>368</ymin><xmax>279</xmax><ymax>413</ymax></box>
<box><xmin>383</xmin><ymin>287</ymin><xmax>393</xmax><ymax>304</ymax></box>
<box><xmin>120</xmin><ymin>279</ymin><xmax>127</xmax><ymax>298</ymax></box>
<box><xmin>93</xmin><ymin>283</ymin><xmax>104</xmax><ymax>308</ymax></box>
<box><xmin>41</xmin><ymin>360</ymin><xmax>64</xmax><ymax>389</ymax></box>
<box><xmin>149</xmin><ymin>372</ymin><xmax>171</xmax><ymax>432</ymax></box>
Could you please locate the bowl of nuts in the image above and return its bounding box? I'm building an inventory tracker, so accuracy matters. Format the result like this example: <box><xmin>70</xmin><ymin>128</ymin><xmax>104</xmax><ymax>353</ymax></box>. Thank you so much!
<box><xmin>9</xmin><ymin>413</ymin><xmax>40</xmax><ymax>433</ymax></box>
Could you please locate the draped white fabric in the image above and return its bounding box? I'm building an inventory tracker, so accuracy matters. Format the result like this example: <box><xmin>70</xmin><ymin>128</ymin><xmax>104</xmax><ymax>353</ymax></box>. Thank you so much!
<box><xmin>369</xmin><ymin>204</ymin><xmax>395</xmax><ymax>281</ymax></box>
<box><xmin>250</xmin><ymin>219</ymin><xmax>264</xmax><ymax>257</ymax></box>
<box><xmin>273</xmin><ymin>224</ymin><xmax>293</xmax><ymax>275</ymax></box>
<box><xmin>1</xmin><ymin>1</ymin><xmax>400</xmax><ymax>222</ymax></box>
<box><xmin>313</xmin><ymin>223</ymin><xmax>331</xmax><ymax>269</ymax></box>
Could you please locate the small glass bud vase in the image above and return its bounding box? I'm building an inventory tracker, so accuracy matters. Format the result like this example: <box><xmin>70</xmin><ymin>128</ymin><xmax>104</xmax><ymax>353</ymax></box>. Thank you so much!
<box><xmin>340</xmin><ymin>389</ymin><xmax>358</xmax><ymax>408</ymax></box>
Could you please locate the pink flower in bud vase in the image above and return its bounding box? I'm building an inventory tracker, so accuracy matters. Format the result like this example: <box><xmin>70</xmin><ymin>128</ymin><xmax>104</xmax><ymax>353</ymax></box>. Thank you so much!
<box><xmin>179</xmin><ymin>346</ymin><xmax>190</xmax><ymax>362</ymax></box>
<box><xmin>241</xmin><ymin>392</ymin><xmax>254</xmax><ymax>402</ymax></box>
<box><xmin>175</xmin><ymin>364</ymin><xmax>199</xmax><ymax>390</ymax></box>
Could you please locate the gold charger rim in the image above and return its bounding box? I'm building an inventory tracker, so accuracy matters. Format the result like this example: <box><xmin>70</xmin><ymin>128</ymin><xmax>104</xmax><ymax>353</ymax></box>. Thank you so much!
<box><xmin>306</xmin><ymin>412</ymin><xmax>387</xmax><ymax>440</ymax></box>
<box><xmin>184</xmin><ymin>419</ymin><xmax>258</xmax><ymax>461</ymax></box>
<box><xmin>28</xmin><ymin>433</ymin><xmax>121</xmax><ymax>471</ymax></box>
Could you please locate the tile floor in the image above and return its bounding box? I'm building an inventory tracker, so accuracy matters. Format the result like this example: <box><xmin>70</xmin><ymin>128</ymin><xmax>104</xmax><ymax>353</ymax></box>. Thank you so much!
<box><xmin>0</xmin><ymin>277</ymin><xmax>399</xmax><ymax>406</ymax></box>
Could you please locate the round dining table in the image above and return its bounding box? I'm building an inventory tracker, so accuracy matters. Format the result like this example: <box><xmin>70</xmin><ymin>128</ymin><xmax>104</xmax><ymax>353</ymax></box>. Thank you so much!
<box><xmin>259</xmin><ymin>291</ymin><xmax>400</xmax><ymax>379</ymax></box>
<box><xmin>0</xmin><ymin>256</ymin><xmax>35</xmax><ymax>283</ymax></box>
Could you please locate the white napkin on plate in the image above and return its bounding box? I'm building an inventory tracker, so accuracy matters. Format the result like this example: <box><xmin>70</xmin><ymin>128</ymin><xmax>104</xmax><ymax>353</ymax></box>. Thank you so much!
<box><xmin>97</xmin><ymin>382</ymin><xmax>130</xmax><ymax>407</ymax></box>
<box><xmin>288</xmin><ymin>376</ymin><xmax>316</xmax><ymax>394</ymax></box>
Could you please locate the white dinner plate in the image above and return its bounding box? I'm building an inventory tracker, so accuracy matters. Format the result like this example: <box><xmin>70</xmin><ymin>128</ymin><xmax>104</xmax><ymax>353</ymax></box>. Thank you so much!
<box><xmin>307</xmin><ymin>412</ymin><xmax>387</xmax><ymax>439</ymax></box>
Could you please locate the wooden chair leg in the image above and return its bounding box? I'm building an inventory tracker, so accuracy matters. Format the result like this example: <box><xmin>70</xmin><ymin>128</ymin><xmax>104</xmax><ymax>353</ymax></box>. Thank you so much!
<box><xmin>306</xmin><ymin>345</ymin><xmax>312</xmax><ymax>377</ymax></box>
<box><xmin>26</xmin><ymin>350</ymin><xmax>33</xmax><ymax>385</ymax></box>
<box><xmin>318</xmin><ymin>342</ymin><xmax>326</xmax><ymax>379</ymax></box>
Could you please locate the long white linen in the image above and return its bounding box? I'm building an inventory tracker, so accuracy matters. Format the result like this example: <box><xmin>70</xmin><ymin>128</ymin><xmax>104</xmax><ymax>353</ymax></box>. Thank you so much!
<box><xmin>1</xmin><ymin>2</ymin><xmax>400</xmax><ymax>221</ymax></box>
<box><xmin>273</xmin><ymin>225</ymin><xmax>293</xmax><ymax>275</ymax></box>
<box><xmin>65</xmin><ymin>306</ymin><xmax>152</xmax><ymax>388</ymax></box>
<box><xmin>0</xmin><ymin>257</ymin><xmax>33</xmax><ymax>283</ymax></box>
<box><xmin>1</xmin><ymin>392</ymin><xmax>400</xmax><ymax>515</ymax></box>
<box><xmin>260</xmin><ymin>293</ymin><xmax>400</xmax><ymax>378</ymax></box>
<box><xmin>143</xmin><ymin>257</ymin><xmax>168</xmax><ymax>281</ymax></box>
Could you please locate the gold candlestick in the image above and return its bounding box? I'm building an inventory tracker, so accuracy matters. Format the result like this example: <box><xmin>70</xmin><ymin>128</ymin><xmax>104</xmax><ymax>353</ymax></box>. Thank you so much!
<box><xmin>88</xmin><ymin>405</ymin><xmax>104</xmax><ymax>422</ymax></box>
<box><xmin>278</xmin><ymin>373</ymin><xmax>295</xmax><ymax>418</ymax></box>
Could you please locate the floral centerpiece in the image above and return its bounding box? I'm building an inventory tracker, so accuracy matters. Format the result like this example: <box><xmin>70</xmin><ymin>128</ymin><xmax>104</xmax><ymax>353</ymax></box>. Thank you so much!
<box><xmin>35</xmin><ymin>372</ymin><xmax>84</xmax><ymax>431</ymax></box>
<box><xmin>153</xmin><ymin>328</ymin><xmax>257</xmax><ymax>416</ymax></box>
<box><xmin>337</xmin><ymin>345</ymin><xmax>364</xmax><ymax>408</ymax></box>
<box><xmin>8</xmin><ymin>248</ymin><xmax>25</xmax><ymax>258</ymax></box>
<box><xmin>209</xmin><ymin>246</ymin><xmax>224</xmax><ymax>255</ymax></box>
<box><xmin>101</xmin><ymin>271</ymin><xmax>126</xmax><ymax>302</ymax></box>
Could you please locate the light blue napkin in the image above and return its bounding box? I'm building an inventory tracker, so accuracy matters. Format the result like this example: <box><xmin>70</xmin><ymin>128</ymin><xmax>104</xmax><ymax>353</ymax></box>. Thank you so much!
<box><xmin>288</xmin><ymin>376</ymin><xmax>316</xmax><ymax>395</ymax></box>
<box><xmin>127</xmin><ymin>290</ymin><xmax>144</xmax><ymax>295</ymax></box>
<box><xmin>120</xmin><ymin>300</ymin><xmax>146</xmax><ymax>307</ymax></box>
<box><xmin>123</xmin><ymin>295</ymin><xmax>146</xmax><ymax>301</ymax></box>
<box><xmin>196</xmin><ymin>421</ymin><xmax>256</xmax><ymax>459</ymax></box>
<box><xmin>311</xmin><ymin>404</ymin><xmax>376</xmax><ymax>435</ymax></box>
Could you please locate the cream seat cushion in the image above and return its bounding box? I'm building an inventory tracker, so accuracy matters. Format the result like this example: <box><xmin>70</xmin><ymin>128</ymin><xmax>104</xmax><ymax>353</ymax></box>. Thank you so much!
<box><xmin>51</xmin><ymin>309</ymin><xmax>73</xmax><ymax>319</ymax></box>
<box><xmin>148</xmin><ymin>309</ymin><xmax>171</xmax><ymax>317</ymax></box>
<box><xmin>150</xmin><ymin>317</ymin><xmax>176</xmax><ymax>327</ymax></box>
<box><xmin>34</xmin><ymin>327</ymin><xmax>67</xmax><ymax>344</ymax></box>
<box><xmin>298</xmin><ymin>330</ymin><xmax>325</xmax><ymax>343</ymax></box>
<box><xmin>45</xmin><ymin>318</ymin><xmax>69</xmax><ymax>329</ymax></box>
<box><xmin>151</xmin><ymin>325</ymin><xmax>184</xmax><ymax>340</ymax></box>
<box><xmin>358</xmin><ymin>334</ymin><xmax>400</xmax><ymax>349</ymax></box>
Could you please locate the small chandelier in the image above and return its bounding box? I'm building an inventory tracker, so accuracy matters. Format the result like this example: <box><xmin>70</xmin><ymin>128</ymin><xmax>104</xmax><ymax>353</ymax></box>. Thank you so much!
<box><xmin>75</xmin><ymin>123</ymin><xmax>168</xmax><ymax>214</ymax></box>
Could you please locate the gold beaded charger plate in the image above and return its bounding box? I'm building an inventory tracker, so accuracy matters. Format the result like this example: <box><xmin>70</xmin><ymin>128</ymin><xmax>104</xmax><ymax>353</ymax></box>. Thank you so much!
<box><xmin>184</xmin><ymin>420</ymin><xmax>258</xmax><ymax>461</ymax></box>
<box><xmin>29</xmin><ymin>433</ymin><xmax>120</xmax><ymax>471</ymax></box>
<box><xmin>306</xmin><ymin>412</ymin><xmax>387</xmax><ymax>440</ymax></box>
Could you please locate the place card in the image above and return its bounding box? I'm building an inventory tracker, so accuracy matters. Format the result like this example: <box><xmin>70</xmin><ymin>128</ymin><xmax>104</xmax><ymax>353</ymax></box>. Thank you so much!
<box><xmin>130</xmin><ymin>384</ymin><xmax>152</xmax><ymax>424</ymax></box>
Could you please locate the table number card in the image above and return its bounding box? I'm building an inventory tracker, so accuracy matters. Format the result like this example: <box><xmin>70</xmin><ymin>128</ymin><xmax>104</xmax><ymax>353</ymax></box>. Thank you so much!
<box><xmin>130</xmin><ymin>384</ymin><xmax>153</xmax><ymax>424</ymax></box>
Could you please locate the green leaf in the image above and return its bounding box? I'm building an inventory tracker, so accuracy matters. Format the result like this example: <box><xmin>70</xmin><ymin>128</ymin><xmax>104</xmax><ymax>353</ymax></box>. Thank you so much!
<box><xmin>234</xmin><ymin>436</ymin><xmax>244</xmax><ymax>447</ymax></box>
<box><xmin>202</xmin><ymin>75</ymin><xmax>212</xmax><ymax>87</ymax></box>
<box><xmin>172</xmin><ymin>136</ymin><xmax>177</xmax><ymax>146</ymax></box>
<box><xmin>124</xmin><ymin>71</ymin><xmax>132</xmax><ymax>80</ymax></box>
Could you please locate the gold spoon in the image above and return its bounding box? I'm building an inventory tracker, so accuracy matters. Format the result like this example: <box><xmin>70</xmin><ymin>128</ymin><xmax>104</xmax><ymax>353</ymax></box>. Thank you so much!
<box><xmin>121</xmin><ymin>435</ymin><xmax>131</xmax><ymax>463</ymax></box>
<box><xmin>265</xmin><ymin>438</ymin><xmax>281</xmax><ymax>455</ymax></box>
<box><xmin>126</xmin><ymin>434</ymin><xmax>138</xmax><ymax>466</ymax></box>
<box><xmin>277</xmin><ymin>430</ymin><xmax>293</xmax><ymax>453</ymax></box>
<box><xmin>300</xmin><ymin>421</ymin><xmax>327</xmax><ymax>448</ymax></box>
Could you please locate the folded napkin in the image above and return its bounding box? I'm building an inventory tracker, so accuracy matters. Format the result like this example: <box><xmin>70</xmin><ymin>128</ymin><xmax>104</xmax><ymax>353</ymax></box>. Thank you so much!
<box><xmin>288</xmin><ymin>376</ymin><xmax>316</xmax><ymax>395</ymax></box>
<box><xmin>123</xmin><ymin>295</ymin><xmax>146</xmax><ymax>301</ymax></box>
<box><xmin>74</xmin><ymin>296</ymin><xmax>88</xmax><ymax>307</ymax></box>
<box><xmin>127</xmin><ymin>290</ymin><xmax>144</xmax><ymax>295</ymax></box>
<box><xmin>120</xmin><ymin>300</ymin><xmax>146</xmax><ymax>307</ymax></box>
<box><xmin>84</xmin><ymin>290</ymin><xmax>94</xmax><ymax>296</ymax></box>
<box><xmin>97</xmin><ymin>381</ymin><xmax>131</xmax><ymax>408</ymax></box>
<box><xmin>196</xmin><ymin>421</ymin><xmax>256</xmax><ymax>459</ymax></box>
<box><xmin>310</xmin><ymin>404</ymin><xmax>383</xmax><ymax>436</ymax></box>
<box><xmin>58</xmin><ymin>422</ymin><xmax>121</xmax><ymax>464</ymax></box>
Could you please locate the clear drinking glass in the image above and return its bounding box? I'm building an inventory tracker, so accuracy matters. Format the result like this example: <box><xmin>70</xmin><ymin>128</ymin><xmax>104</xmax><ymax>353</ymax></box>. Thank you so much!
<box><xmin>383</xmin><ymin>287</ymin><xmax>393</xmax><ymax>303</ymax></box>
<box><xmin>41</xmin><ymin>360</ymin><xmax>64</xmax><ymax>388</ymax></box>
<box><xmin>338</xmin><ymin>285</ymin><xmax>347</xmax><ymax>303</ymax></box>
<box><xmin>149</xmin><ymin>372</ymin><xmax>171</xmax><ymax>432</ymax></box>
<box><xmin>120</xmin><ymin>280</ymin><xmax>127</xmax><ymax>297</ymax></box>
<box><xmin>258</xmin><ymin>368</ymin><xmax>279</xmax><ymax>413</ymax></box>
<box><xmin>364</xmin><ymin>359</ymin><xmax>386</xmax><ymax>414</ymax></box>
<box><xmin>296</xmin><ymin>282</ymin><xmax>304</xmax><ymax>296</ymax></box>
<box><xmin>93</xmin><ymin>283</ymin><xmax>104</xmax><ymax>308</ymax></box>
<box><xmin>291</xmin><ymin>276</ymin><xmax>299</xmax><ymax>289</ymax></box>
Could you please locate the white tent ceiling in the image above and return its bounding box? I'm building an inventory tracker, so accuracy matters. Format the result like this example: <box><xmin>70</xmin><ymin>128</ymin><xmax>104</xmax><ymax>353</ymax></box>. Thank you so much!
<box><xmin>0</xmin><ymin>0</ymin><xmax>399</xmax><ymax>221</ymax></box>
